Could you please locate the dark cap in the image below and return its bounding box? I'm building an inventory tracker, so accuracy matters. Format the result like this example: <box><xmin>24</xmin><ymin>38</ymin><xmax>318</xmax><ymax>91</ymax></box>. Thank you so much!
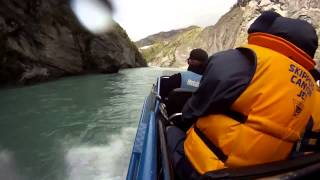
<box><xmin>248</xmin><ymin>11</ymin><xmax>318</xmax><ymax>58</ymax></box>
<box><xmin>188</xmin><ymin>48</ymin><xmax>208</xmax><ymax>62</ymax></box>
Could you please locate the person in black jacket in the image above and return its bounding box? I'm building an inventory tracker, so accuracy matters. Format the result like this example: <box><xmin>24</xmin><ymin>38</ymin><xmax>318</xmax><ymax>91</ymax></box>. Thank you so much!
<box><xmin>161</xmin><ymin>48</ymin><xmax>208</xmax><ymax>99</ymax></box>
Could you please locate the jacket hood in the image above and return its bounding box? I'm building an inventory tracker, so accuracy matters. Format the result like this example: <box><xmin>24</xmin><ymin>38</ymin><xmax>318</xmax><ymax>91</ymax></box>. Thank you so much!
<box><xmin>248</xmin><ymin>11</ymin><xmax>318</xmax><ymax>58</ymax></box>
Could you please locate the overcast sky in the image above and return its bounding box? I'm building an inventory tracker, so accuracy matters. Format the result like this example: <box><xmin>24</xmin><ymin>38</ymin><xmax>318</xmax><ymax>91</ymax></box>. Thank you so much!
<box><xmin>111</xmin><ymin>0</ymin><xmax>237</xmax><ymax>41</ymax></box>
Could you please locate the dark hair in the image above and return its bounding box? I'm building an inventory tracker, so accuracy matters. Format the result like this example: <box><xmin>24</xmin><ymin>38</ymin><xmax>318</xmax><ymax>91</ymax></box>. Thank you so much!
<box><xmin>187</xmin><ymin>48</ymin><xmax>209</xmax><ymax>74</ymax></box>
<box><xmin>188</xmin><ymin>48</ymin><xmax>208</xmax><ymax>62</ymax></box>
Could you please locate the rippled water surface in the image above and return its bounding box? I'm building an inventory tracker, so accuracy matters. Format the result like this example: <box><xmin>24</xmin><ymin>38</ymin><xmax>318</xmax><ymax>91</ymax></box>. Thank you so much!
<box><xmin>0</xmin><ymin>67</ymin><xmax>172</xmax><ymax>180</ymax></box>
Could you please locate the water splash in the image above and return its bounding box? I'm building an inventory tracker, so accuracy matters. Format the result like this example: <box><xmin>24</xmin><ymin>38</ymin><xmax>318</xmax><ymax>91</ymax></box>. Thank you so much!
<box><xmin>0</xmin><ymin>150</ymin><xmax>23</xmax><ymax>180</ymax></box>
<box><xmin>65</xmin><ymin>127</ymin><xmax>136</xmax><ymax>180</ymax></box>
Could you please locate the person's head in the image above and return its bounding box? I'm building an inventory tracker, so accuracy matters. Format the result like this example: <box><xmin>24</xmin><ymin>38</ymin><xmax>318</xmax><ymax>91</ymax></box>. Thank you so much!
<box><xmin>248</xmin><ymin>11</ymin><xmax>318</xmax><ymax>58</ymax></box>
<box><xmin>247</xmin><ymin>11</ymin><xmax>318</xmax><ymax>70</ymax></box>
<box><xmin>187</xmin><ymin>48</ymin><xmax>208</xmax><ymax>73</ymax></box>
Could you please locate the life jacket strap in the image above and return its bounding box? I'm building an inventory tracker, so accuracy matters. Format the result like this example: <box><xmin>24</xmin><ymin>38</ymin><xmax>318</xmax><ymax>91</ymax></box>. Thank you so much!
<box><xmin>224</xmin><ymin>110</ymin><xmax>247</xmax><ymax>123</ymax></box>
<box><xmin>194</xmin><ymin>125</ymin><xmax>228</xmax><ymax>162</ymax></box>
<box><xmin>193</xmin><ymin>110</ymin><xmax>246</xmax><ymax>162</ymax></box>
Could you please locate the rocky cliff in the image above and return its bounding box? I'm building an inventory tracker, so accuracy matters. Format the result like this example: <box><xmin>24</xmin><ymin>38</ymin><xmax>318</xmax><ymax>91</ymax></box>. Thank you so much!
<box><xmin>140</xmin><ymin>0</ymin><xmax>320</xmax><ymax>68</ymax></box>
<box><xmin>0</xmin><ymin>0</ymin><xmax>146</xmax><ymax>86</ymax></box>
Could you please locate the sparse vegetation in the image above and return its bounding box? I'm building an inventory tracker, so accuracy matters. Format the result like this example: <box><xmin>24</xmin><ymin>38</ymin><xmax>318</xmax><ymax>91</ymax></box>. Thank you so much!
<box><xmin>139</xmin><ymin>27</ymin><xmax>202</xmax><ymax>67</ymax></box>
<box><xmin>138</xmin><ymin>0</ymin><xmax>320</xmax><ymax>68</ymax></box>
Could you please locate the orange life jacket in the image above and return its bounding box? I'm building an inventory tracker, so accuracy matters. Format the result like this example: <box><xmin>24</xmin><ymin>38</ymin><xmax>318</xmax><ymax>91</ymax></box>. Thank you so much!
<box><xmin>184</xmin><ymin>33</ymin><xmax>318</xmax><ymax>174</ymax></box>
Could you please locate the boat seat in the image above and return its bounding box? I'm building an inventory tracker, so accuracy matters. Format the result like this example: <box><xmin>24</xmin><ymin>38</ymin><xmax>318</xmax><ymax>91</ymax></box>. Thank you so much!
<box><xmin>200</xmin><ymin>152</ymin><xmax>320</xmax><ymax>179</ymax></box>
<box><xmin>158</xmin><ymin>88</ymin><xmax>193</xmax><ymax>126</ymax></box>
<box><xmin>165</xmin><ymin>88</ymin><xmax>193</xmax><ymax>117</ymax></box>
<box><xmin>291</xmin><ymin>118</ymin><xmax>320</xmax><ymax>157</ymax></box>
<box><xmin>158</xmin><ymin>76</ymin><xmax>171</xmax><ymax>100</ymax></box>
<box><xmin>300</xmin><ymin>130</ymin><xmax>320</xmax><ymax>152</ymax></box>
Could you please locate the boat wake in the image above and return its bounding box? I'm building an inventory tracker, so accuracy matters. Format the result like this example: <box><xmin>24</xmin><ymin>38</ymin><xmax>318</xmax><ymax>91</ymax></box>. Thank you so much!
<box><xmin>0</xmin><ymin>150</ymin><xmax>23</xmax><ymax>180</ymax></box>
<box><xmin>65</xmin><ymin>127</ymin><xmax>136</xmax><ymax>180</ymax></box>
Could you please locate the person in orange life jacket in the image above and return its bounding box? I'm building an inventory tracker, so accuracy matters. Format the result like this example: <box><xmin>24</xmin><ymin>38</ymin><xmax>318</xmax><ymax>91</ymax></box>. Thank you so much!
<box><xmin>161</xmin><ymin>48</ymin><xmax>208</xmax><ymax>99</ymax></box>
<box><xmin>166</xmin><ymin>11</ymin><xmax>319</xmax><ymax>179</ymax></box>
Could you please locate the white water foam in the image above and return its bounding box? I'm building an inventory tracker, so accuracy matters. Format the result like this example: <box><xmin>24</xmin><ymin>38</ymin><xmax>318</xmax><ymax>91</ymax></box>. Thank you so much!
<box><xmin>0</xmin><ymin>150</ymin><xmax>23</xmax><ymax>180</ymax></box>
<box><xmin>65</xmin><ymin>127</ymin><xmax>136</xmax><ymax>180</ymax></box>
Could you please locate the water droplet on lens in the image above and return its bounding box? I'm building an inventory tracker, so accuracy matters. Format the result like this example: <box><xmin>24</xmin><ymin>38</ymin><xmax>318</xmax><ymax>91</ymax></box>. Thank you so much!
<box><xmin>71</xmin><ymin>0</ymin><xmax>114</xmax><ymax>34</ymax></box>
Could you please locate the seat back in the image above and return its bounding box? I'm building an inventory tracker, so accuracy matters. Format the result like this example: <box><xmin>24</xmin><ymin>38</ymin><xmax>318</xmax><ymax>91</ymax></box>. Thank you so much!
<box><xmin>200</xmin><ymin>152</ymin><xmax>320</xmax><ymax>179</ymax></box>
<box><xmin>291</xmin><ymin>118</ymin><xmax>320</xmax><ymax>158</ymax></box>
<box><xmin>300</xmin><ymin>131</ymin><xmax>320</xmax><ymax>152</ymax></box>
<box><xmin>158</xmin><ymin>76</ymin><xmax>170</xmax><ymax>99</ymax></box>
<box><xmin>166</xmin><ymin>88</ymin><xmax>193</xmax><ymax>117</ymax></box>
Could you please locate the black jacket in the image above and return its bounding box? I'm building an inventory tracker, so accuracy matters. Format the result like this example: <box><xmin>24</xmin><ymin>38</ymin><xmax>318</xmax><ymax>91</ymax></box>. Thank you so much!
<box><xmin>177</xmin><ymin>48</ymin><xmax>256</xmax><ymax>131</ymax></box>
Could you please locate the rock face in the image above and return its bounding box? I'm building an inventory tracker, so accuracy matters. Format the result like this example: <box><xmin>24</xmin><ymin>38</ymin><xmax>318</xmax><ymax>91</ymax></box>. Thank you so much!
<box><xmin>140</xmin><ymin>0</ymin><xmax>320</xmax><ymax>68</ymax></box>
<box><xmin>0</xmin><ymin>0</ymin><xmax>146</xmax><ymax>86</ymax></box>
<box><xmin>230</xmin><ymin>0</ymin><xmax>320</xmax><ymax>67</ymax></box>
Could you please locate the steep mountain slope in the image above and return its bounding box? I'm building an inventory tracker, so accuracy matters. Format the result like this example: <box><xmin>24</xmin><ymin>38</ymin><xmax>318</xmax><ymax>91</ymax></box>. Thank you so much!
<box><xmin>140</xmin><ymin>26</ymin><xmax>203</xmax><ymax>67</ymax></box>
<box><xmin>139</xmin><ymin>0</ymin><xmax>320</xmax><ymax>68</ymax></box>
<box><xmin>136</xmin><ymin>26</ymin><xmax>200</xmax><ymax>48</ymax></box>
<box><xmin>0</xmin><ymin>0</ymin><xmax>146</xmax><ymax>86</ymax></box>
